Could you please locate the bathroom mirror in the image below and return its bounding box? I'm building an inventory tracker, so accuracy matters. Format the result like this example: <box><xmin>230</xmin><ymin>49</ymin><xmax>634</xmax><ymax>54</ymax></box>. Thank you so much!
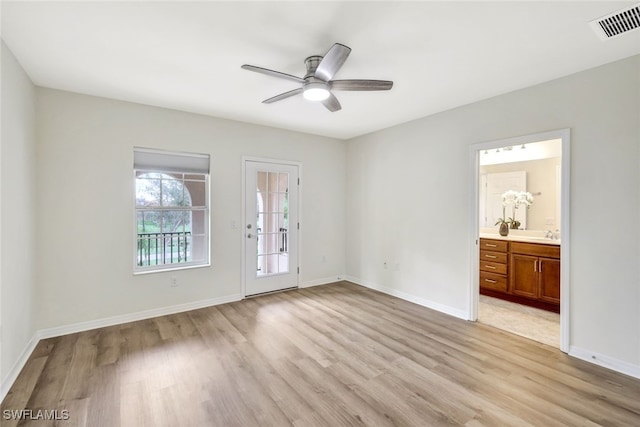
<box><xmin>479</xmin><ymin>139</ymin><xmax>561</xmax><ymax>231</ymax></box>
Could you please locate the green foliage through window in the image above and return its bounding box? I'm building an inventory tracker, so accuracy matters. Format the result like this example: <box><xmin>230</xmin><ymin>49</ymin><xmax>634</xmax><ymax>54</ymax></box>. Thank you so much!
<box><xmin>135</xmin><ymin>172</ymin><xmax>207</xmax><ymax>268</ymax></box>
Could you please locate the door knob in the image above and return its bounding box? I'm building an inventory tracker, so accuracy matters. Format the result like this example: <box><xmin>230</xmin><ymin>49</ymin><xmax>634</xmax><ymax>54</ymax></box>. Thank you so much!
<box><xmin>247</xmin><ymin>233</ymin><xmax>253</xmax><ymax>239</ymax></box>
<box><xmin>246</xmin><ymin>224</ymin><xmax>252</xmax><ymax>229</ymax></box>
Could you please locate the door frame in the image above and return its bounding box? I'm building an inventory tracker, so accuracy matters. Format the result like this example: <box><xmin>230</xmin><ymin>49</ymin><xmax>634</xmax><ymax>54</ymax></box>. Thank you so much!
<box><xmin>241</xmin><ymin>156</ymin><xmax>302</xmax><ymax>298</ymax></box>
<box><xmin>468</xmin><ymin>129</ymin><xmax>571</xmax><ymax>353</ymax></box>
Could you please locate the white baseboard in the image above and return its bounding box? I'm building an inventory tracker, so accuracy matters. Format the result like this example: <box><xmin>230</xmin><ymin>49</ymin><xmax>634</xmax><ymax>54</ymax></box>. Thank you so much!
<box><xmin>1</xmin><ymin>293</ymin><xmax>243</xmax><ymax>403</ymax></box>
<box><xmin>344</xmin><ymin>275</ymin><xmax>469</xmax><ymax>320</ymax></box>
<box><xmin>1</xmin><ymin>334</ymin><xmax>39</xmax><ymax>403</ymax></box>
<box><xmin>38</xmin><ymin>293</ymin><xmax>243</xmax><ymax>339</ymax></box>
<box><xmin>569</xmin><ymin>346</ymin><xmax>640</xmax><ymax>380</ymax></box>
<box><xmin>299</xmin><ymin>275</ymin><xmax>345</xmax><ymax>288</ymax></box>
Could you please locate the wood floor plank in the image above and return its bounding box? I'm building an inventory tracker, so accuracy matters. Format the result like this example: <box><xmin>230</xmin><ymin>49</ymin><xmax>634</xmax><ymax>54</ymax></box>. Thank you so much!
<box><xmin>2</xmin><ymin>281</ymin><xmax>640</xmax><ymax>426</ymax></box>
<box><xmin>232</xmin><ymin>341</ymin><xmax>314</xmax><ymax>423</ymax></box>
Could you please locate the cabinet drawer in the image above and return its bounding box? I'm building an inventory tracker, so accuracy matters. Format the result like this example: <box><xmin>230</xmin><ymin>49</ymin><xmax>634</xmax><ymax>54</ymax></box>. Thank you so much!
<box><xmin>480</xmin><ymin>272</ymin><xmax>508</xmax><ymax>292</ymax></box>
<box><xmin>480</xmin><ymin>239</ymin><xmax>508</xmax><ymax>252</ymax></box>
<box><xmin>511</xmin><ymin>242</ymin><xmax>560</xmax><ymax>258</ymax></box>
<box><xmin>480</xmin><ymin>250</ymin><xmax>508</xmax><ymax>264</ymax></box>
<box><xmin>480</xmin><ymin>260</ymin><xmax>507</xmax><ymax>275</ymax></box>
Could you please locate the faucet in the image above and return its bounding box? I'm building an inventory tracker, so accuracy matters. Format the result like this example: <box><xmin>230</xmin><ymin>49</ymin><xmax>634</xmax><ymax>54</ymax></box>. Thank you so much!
<box><xmin>545</xmin><ymin>230</ymin><xmax>560</xmax><ymax>240</ymax></box>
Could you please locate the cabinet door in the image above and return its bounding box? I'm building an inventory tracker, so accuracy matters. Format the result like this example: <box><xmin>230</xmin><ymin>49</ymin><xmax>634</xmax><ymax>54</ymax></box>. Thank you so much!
<box><xmin>511</xmin><ymin>254</ymin><xmax>538</xmax><ymax>299</ymax></box>
<box><xmin>539</xmin><ymin>257</ymin><xmax>560</xmax><ymax>304</ymax></box>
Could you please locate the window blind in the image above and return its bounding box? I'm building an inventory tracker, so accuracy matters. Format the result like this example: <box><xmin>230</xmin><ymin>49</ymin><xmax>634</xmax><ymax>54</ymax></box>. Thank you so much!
<box><xmin>134</xmin><ymin>147</ymin><xmax>210</xmax><ymax>174</ymax></box>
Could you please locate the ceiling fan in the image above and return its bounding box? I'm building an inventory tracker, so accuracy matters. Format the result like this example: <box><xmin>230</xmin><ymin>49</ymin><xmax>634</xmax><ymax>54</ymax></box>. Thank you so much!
<box><xmin>241</xmin><ymin>43</ymin><xmax>393</xmax><ymax>112</ymax></box>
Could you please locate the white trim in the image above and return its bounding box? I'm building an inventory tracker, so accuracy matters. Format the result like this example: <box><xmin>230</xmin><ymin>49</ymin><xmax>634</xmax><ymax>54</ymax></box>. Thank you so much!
<box><xmin>38</xmin><ymin>294</ymin><xmax>242</xmax><ymax>340</ymax></box>
<box><xmin>132</xmin><ymin>262</ymin><xmax>211</xmax><ymax>275</ymax></box>
<box><xmin>559</xmin><ymin>129</ymin><xmax>571</xmax><ymax>352</ymax></box>
<box><xmin>299</xmin><ymin>276</ymin><xmax>344</xmax><ymax>288</ymax></box>
<box><xmin>569</xmin><ymin>346</ymin><xmax>640</xmax><ymax>380</ymax></box>
<box><xmin>345</xmin><ymin>276</ymin><xmax>469</xmax><ymax>320</ymax></box>
<box><xmin>468</xmin><ymin>145</ymin><xmax>481</xmax><ymax>322</ymax></box>
<box><xmin>0</xmin><ymin>334</ymin><xmax>39</xmax><ymax>403</ymax></box>
<box><xmin>242</xmin><ymin>156</ymin><xmax>302</xmax><ymax>166</ymax></box>
<box><xmin>469</xmin><ymin>128</ymin><xmax>571</xmax><ymax>353</ymax></box>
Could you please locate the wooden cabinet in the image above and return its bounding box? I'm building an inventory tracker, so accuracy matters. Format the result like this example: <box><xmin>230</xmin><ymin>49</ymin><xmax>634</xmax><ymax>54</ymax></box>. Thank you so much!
<box><xmin>479</xmin><ymin>238</ymin><xmax>560</xmax><ymax>313</ymax></box>
<box><xmin>510</xmin><ymin>242</ymin><xmax>560</xmax><ymax>307</ymax></box>
<box><xmin>479</xmin><ymin>239</ymin><xmax>508</xmax><ymax>293</ymax></box>
<box><xmin>538</xmin><ymin>258</ymin><xmax>560</xmax><ymax>304</ymax></box>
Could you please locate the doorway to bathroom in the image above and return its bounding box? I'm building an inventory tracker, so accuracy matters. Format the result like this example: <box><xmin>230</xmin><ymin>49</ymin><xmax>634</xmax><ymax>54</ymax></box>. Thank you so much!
<box><xmin>470</xmin><ymin>129</ymin><xmax>570</xmax><ymax>352</ymax></box>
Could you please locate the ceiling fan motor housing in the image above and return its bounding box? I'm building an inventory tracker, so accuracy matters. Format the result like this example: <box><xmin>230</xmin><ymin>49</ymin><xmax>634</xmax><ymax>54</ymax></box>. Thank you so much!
<box><xmin>304</xmin><ymin>55</ymin><xmax>323</xmax><ymax>79</ymax></box>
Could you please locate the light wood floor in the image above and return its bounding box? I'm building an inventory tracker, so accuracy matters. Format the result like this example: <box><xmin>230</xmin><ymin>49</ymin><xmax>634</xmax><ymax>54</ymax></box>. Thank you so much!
<box><xmin>3</xmin><ymin>282</ymin><xmax>640</xmax><ymax>426</ymax></box>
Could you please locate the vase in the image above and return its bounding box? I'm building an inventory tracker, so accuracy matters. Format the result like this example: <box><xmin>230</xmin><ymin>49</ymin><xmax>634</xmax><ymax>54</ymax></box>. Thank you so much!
<box><xmin>499</xmin><ymin>222</ymin><xmax>509</xmax><ymax>236</ymax></box>
<box><xmin>511</xmin><ymin>220</ymin><xmax>520</xmax><ymax>229</ymax></box>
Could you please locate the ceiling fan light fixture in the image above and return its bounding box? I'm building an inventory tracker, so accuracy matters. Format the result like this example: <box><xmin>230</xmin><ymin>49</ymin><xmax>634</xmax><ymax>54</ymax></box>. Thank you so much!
<box><xmin>303</xmin><ymin>82</ymin><xmax>330</xmax><ymax>101</ymax></box>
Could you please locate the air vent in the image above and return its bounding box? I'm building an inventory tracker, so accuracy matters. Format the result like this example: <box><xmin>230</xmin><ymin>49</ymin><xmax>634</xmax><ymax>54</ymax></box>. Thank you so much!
<box><xmin>590</xmin><ymin>3</ymin><xmax>640</xmax><ymax>39</ymax></box>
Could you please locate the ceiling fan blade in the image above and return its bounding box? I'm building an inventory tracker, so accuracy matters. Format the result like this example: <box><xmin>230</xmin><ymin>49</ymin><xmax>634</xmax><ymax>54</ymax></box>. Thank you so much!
<box><xmin>330</xmin><ymin>79</ymin><xmax>393</xmax><ymax>91</ymax></box>
<box><xmin>315</xmin><ymin>43</ymin><xmax>351</xmax><ymax>81</ymax></box>
<box><xmin>321</xmin><ymin>92</ymin><xmax>342</xmax><ymax>112</ymax></box>
<box><xmin>262</xmin><ymin>88</ymin><xmax>304</xmax><ymax>104</ymax></box>
<box><xmin>241</xmin><ymin>64</ymin><xmax>306</xmax><ymax>84</ymax></box>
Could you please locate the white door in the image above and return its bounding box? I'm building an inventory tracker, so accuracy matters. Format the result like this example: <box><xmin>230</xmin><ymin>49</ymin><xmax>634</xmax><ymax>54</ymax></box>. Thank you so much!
<box><xmin>481</xmin><ymin>171</ymin><xmax>527</xmax><ymax>228</ymax></box>
<box><xmin>244</xmin><ymin>160</ymin><xmax>299</xmax><ymax>296</ymax></box>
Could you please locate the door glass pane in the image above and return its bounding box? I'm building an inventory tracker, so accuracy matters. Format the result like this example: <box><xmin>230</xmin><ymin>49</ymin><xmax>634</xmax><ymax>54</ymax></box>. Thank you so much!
<box><xmin>278</xmin><ymin>173</ymin><xmax>289</xmax><ymax>192</ymax></box>
<box><xmin>257</xmin><ymin>255</ymin><xmax>266</xmax><ymax>276</ymax></box>
<box><xmin>268</xmin><ymin>172</ymin><xmax>279</xmax><ymax>193</ymax></box>
<box><xmin>279</xmin><ymin>253</ymin><xmax>289</xmax><ymax>273</ymax></box>
<box><xmin>256</xmin><ymin>170</ymin><xmax>289</xmax><ymax>276</ymax></box>
<box><xmin>278</xmin><ymin>193</ymin><xmax>288</xmax><ymax>213</ymax></box>
<box><xmin>257</xmin><ymin>232</ymin><xmax>267</xmax><ymax>255</ymax></box>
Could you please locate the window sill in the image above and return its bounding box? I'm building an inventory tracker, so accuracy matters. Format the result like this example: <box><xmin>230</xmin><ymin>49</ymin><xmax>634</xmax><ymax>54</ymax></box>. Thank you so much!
<box><xmin>133</xmin><ymin>262</ymin><xmax>211</xmax><ymax>276</ymax></box>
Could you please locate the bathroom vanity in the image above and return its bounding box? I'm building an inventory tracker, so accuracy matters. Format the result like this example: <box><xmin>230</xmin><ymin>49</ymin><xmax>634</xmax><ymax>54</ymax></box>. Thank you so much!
<box><xmin>479</xmin><ymin>235</ymin><xmax>560</xmax><ymax>313</ymax></box>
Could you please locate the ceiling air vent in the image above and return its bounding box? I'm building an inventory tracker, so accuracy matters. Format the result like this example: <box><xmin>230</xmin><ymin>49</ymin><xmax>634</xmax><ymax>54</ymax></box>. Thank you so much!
<box><xmin>590</xmin><ymin>3</ymin><xmax>640</xmax><ymax>39</ymax></box>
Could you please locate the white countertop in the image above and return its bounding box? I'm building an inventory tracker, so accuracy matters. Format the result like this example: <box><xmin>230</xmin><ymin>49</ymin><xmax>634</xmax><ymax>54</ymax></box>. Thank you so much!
<box><xmin>479</xmin><ymin>233</ymin><xmax>561</xmax><ymax>246</ymax></box>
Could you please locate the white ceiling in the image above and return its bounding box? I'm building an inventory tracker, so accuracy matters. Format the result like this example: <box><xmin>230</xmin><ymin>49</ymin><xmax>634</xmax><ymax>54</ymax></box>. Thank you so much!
<box><xmin>2</xmin><ymin>1</ymin><xmax>639</xmax><ymax>140</ymax></box>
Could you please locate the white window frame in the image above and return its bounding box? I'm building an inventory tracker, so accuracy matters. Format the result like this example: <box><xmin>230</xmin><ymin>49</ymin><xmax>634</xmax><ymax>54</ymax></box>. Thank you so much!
<box><xmin>133</xmin><ymin>148</ymin><xmax>211</xmax><ymax>274</ymax></box>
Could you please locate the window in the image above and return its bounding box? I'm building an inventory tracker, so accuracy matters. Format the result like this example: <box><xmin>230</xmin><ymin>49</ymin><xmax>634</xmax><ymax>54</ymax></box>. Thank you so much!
<box><xmin>134</xmin><ymin>148</ymin><xmax>210</xmax><ymax>273</ymax></box>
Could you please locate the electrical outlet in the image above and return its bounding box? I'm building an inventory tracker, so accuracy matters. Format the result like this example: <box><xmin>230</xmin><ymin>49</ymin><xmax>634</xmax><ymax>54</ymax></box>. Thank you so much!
<box><xmin>170</xmin><ymin>277</ymin><xmax>178</xmax><ymax>287</ymax></box>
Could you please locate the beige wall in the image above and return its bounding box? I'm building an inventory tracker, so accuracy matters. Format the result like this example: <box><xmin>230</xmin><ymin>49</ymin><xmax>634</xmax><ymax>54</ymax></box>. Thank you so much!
<box><xmin>346</xmin><ymin>55</ymin><xmax>640</xmax><ymax>369</ymax></box>
<box><xmin>35</xmin><ymin>88</ymin><xmax>347</xmax><ymax>330</ymax></box>
<box><xmin>481</xmin><ymin>157</ymin><xmax>561</xmax><ymax>230</ymax></box>
<box><xmin>1</xmin><ymin>42</ymin><xmax>37</xmax><ymax>386</ymax></box>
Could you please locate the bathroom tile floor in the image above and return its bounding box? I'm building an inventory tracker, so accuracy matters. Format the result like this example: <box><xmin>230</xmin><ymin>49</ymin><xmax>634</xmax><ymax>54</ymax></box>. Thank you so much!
<box><xmin>478</xmin><ymin>295</ymin><xmax>560</xmax><ymax>348</ymax></box>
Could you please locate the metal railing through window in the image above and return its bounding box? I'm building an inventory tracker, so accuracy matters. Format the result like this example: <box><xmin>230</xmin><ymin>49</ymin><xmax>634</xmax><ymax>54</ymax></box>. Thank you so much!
<box><xmin>137</xmin><ymin>231</ymin><xmax>191</xmax><ymax>267</ymax></box>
